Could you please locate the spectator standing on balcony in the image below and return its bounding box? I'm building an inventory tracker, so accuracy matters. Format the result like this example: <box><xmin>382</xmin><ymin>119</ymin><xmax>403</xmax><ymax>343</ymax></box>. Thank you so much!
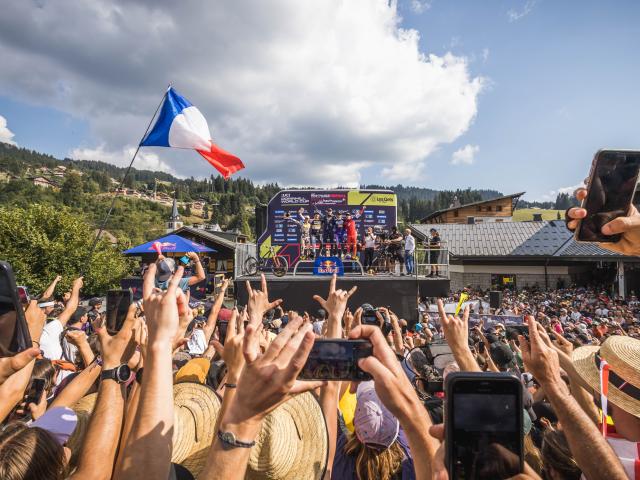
<box><xmin>404</xmin><ymin>228</ymin><xmax>415</xmax><ymax>275</ymax></box>
<box><xmin>428</xmin><ymin>227</ymin><xmax>441</xmax><ymax>277</ymax></box>
<box><xmin>363</xmin><ymin>227</ymin><xmax>377</xmax><ymax>272</ymax></box>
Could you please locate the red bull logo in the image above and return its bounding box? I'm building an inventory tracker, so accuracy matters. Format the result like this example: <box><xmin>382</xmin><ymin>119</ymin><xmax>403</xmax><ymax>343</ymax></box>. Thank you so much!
<box><xmin>313</xmin><ymin>256</ymin><xmax>344</xmax><ymax>276</ymax></box>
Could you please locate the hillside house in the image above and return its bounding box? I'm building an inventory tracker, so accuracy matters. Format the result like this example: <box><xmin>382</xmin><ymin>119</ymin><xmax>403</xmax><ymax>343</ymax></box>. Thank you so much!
<box><xmin>420</xmin><ymin>192</ymin><xmax>524</xmax><ymax>224</ymax></box>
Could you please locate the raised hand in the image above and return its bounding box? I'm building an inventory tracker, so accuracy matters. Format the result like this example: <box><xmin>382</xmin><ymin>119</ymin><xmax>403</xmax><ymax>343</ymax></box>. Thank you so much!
<box><xmin>437</xmin><ymin>299</ymin><xmax>469</xmax><ymax>352</ymax></box>
<box><xmin>567</xmin><ymin>186</ymin><xmax>640</xmax><ymax>255</ymax></box>
<box><xmin>97</xmin><ymin>303</ymin><xmax>138</xmax><ymax>370</ymax></box>
<box><xmin>313</xmin><ymin>274</ymin><xmax>357</xmax><ymax>337</ymax></box>
<box><xmin>212</xmin><ymin>308</ymin><xmax>245</xmax><ymax>380</ymax></box>
<box><xmin>0</xmin><ymin>348</ymin><xmax>40</xmax><ymax>385</ymax></box>
<box><xmin>519</xmin><ymin>316</ymin><xmax>563</xmax><ymax>390</ymax></box>
<box><xmin>245</xmin><ymin>273</ymin><xmax>282</xmax><ymax>326</ymax></box>
<box><xmin>143</xmin><ymin>265</ymin><xmax>184</xmax><ymax>344</ymax></box>
<box><xmin>550</xmin><ymin>330</ymin><xmax>574</xmax><ymax>356</ymax></box>
<box><xmin>25</xmin><ymin>300</ymin><xmax>46</xmax><ymax>343</ymax></box>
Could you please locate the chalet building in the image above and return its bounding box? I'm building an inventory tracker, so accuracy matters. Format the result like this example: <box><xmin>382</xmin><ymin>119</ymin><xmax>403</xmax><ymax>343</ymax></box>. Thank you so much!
<box><xmin>29</xmin><ymin>176</ymin><xmax>59</xmax><ymax>189</ymax></box>
<box><xmin>420</xmin><ymin>192</ymin><xmax>524</xmax><ymax>224</ymax></box>
<box><xmin>409</xmin><ymin>220</ymin><xmax>640</xmax><ymax>297</ymax></box>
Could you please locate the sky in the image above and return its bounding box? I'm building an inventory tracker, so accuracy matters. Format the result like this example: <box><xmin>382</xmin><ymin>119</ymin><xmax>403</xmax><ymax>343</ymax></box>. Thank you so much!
<box><xmin>0</xmin><ymin>0</ymin><xmax>639</xmax><ymax>201</ymax></box>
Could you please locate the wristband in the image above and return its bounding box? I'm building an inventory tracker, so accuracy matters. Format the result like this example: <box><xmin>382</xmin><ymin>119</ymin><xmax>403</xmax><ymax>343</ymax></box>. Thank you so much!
<box><xmin>223</xmin><ymin>383</ymin><xmax>237</xmax><ymax>389</ymax></box>
<box><xmin>217</xmin><ymin>430</ymin><xmax>256</xmax><ymax>449</ymax></box>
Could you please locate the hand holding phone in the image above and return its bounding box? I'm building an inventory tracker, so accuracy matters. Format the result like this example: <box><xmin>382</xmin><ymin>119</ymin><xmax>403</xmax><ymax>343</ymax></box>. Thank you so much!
<box><xmin>106</xmin><ymin>289</ymin><xmax>133</xmax><ymax>333</ymax></box>
<box><xmin>445</xmin><ymin>372</ymin><xmax>524</xmax><ymax>479</ymax></box>
<box><xmin>0</xmin><ymin>261</ymin><xmax>32</xmax><ymax>357</ymax></box>
<box><xmin>572</xmin><ymin>150</ymin><xmax>640</xmax><ymax>246</ymax></box>
<box><xmin>298</xmin><ymin>339</ymin><xmax>372</xmax><ymax>380</ymax></box>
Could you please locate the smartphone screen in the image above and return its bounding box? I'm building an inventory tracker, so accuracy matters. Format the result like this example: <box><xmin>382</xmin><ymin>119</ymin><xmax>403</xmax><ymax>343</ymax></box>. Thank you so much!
<box><xmin>576</xmin><ymin>150</ymin><xmax>640</xmax><ymax>242</ymax></box>
<box><xmin>0</xmin><ymin>262</ymin><xmax>31</xmax><ymax>357</ymax></box>
<box><xmin>16</xmin><ymin>286</ymin><xmax>30</xmax><ymax>304</ymax></box>
<box><xmin>26</xmin><ymin>378</ymin><xmax>46</xmax><ymax>406</ymax></box>
<box><xmin>179</xmin><ymin>255</ymin><xmax>190</xmax><ymax>266</ymax></box>
<box><xmin>298</xmin><ymin>339</ymin><xmax>372</xmax><ymax>381</ymax></box>
<box><xmin>106</xmin><ymin>290</ymin><xmax>133</xmax><ymax>333</ymax></box>
<box><xmin>218</xmin><ymin>321</ymin><xmax>228</xmax><ymax>345</ymax></box>
<box><xmin>446</xmin><ymin>372</ymin><xmax>523</xmax><ymax>479</ymax></box>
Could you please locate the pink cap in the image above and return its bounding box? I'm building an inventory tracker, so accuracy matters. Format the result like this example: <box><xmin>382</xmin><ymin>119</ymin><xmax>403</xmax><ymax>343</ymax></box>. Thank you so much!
<box><xmin>30</xmin><ymin>407</ymin><xmax>78</xmax><ymax>445</ymax></box>
<box><xmin>354</xmin><ymin>381</ymin><xmax>399</xmax><ymax>449</ymax></box>
<box><xmin>217</xmin><ymin>308</ymin><xmax>233</xmax><ymax>322</ymax></box>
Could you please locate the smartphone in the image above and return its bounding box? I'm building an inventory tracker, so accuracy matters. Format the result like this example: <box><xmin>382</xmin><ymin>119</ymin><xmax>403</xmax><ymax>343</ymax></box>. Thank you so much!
<box><xmin>178</xmin><ymin>255</ymin><xmax>190</xmax><ymax>266</ymax></box>
<box><xmin>576</xmin><ymin>150</ymin><xmax>640</xmax><ymax>243</ymax></box>
<box><xmin>218</xmin><ymin>321</ymin><xmax>228</xmax><ymax>345</ymax></box>
<box><xmin>25</xmin><ymin>378</ymin><xmax>46</xmax><ymax>406</ymax></box>
<box><xmin>0</xmin><ymin>261</ymin><xmax>32</xmax><ymax>357</ymax></box>
<box><xmin>362</xmin><ymin>307</ymin><xmax>392</xmax><ymax>336</ymax></box>
<box><xmin>446</xmin><ymin>372</ymin><xmax>524</xmax><ymax>479</ymax></box>
<box><xmin>298</xmin><ymin>339</ymin><xmax>373</xmax><ymax>381</ymax></box>
<box><xmin>106</xmin><ymin>289</ymin><xmax>133</xmax><ymax>333</ymax></box>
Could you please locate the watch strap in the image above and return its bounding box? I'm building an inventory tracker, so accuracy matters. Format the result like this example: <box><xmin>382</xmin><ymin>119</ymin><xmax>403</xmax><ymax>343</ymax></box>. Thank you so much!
<box><xmin>217</xmin><ymin>430</ymin><xmax>256</xmax><ymax>449</ymax></box>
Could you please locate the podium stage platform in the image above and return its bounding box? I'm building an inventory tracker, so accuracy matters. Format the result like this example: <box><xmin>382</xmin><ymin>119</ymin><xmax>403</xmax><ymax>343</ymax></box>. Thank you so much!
<box><xmin>234</xmin><ymin>274</ymin><xmax>449</xmax><ymax>321</ymax></box>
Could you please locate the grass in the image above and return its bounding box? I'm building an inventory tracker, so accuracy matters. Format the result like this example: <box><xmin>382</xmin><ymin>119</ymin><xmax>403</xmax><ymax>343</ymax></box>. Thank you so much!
<box><xmin>513</xmin><ymin>208</ymin><xmax>563</xmax><ymax>222</ymax></box>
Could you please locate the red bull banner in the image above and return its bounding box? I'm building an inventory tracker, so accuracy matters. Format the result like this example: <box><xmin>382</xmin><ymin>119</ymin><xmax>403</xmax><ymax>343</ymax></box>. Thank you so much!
<box><xmin>313</xmin><ymin>256</ymin><xmax>344</xmax><ymax>276</ymax></box>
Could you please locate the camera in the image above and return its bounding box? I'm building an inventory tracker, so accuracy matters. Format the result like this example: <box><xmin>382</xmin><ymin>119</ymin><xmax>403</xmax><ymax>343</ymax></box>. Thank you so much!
<box><xmin>361</xmin><ymin>303</ymin><xmax>392</xmax><ymax>336</ymax></box>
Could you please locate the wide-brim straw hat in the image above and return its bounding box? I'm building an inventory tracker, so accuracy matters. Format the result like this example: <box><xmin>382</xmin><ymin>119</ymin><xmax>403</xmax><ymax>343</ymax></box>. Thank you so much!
<box><xmin>247</xmin><ymin>391</ymin><xmax>328</xmax><ymax>480</ymax></box>
<box><xmin>68</xmin><ymin>392</ymin><xmax>97</xmax><ymax>468</ymax></box>
<box><xmin>572</xmin><ymin>336</ymin><xmax>640</xmax><ymax>418</ymax></box>
<box><xmin>172</xmin><ymin>382</ymin><xmax>222</xmax><ymax>478</ymax></box>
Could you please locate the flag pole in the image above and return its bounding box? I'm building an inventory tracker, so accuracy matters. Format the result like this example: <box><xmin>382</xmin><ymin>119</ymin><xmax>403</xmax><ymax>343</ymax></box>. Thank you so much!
<box><xmin>82</xmin><ymin>85</ymin><xmax>171</xmax><ymax>275</ymax></box>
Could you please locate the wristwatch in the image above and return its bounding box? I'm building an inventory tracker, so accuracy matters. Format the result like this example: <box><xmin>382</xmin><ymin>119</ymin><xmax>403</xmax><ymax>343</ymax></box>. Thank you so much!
<box><xmin>100</xmin><ymin>364</ymin><xmax>132</xmax><ymax>384</ymax></box>
<box><xmin>217</xmin><ymin>430</ymin><xmax>256</xmax><ymax>449</ymax></box>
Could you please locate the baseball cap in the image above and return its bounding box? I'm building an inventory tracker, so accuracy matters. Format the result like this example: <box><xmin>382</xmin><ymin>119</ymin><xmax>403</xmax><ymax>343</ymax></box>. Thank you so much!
<box><xmin>156</xmin><ymin>258</ymin><xmax>176</xmax><ymax>282</ymax></box>
<box><xmin>30</xmin><ymin>407</ymin><xmax>77</xmax><ymax>445</ymax></box>
<box><xmin>354</xmin><ymin>381</ymin><xmax>400</xmax><ymax>449</ymax></box>
<box><xmin>217</xmin><ymin>308</ymin><xmax>233</xmax><ymax>322</ymax></box>
<box><xmin>490</xmin><ymin>342</ymin><xmax>515</xmax><ymax>367</ymax></box>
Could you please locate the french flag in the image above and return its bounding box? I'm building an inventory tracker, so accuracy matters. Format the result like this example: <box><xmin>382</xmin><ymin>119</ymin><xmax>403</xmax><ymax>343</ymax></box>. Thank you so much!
<box><xmin>140</xmin><ymin>87</ymin><xmax>244</xmax><ymax>179</ymax></box>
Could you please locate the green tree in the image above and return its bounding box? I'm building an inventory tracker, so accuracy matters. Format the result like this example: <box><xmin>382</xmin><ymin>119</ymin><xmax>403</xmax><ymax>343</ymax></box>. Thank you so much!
<box><xmin>0</xmin><ymin>203</ymin><xmax>133</xmax><ymax>296</ymax></box>
<box><xmin>203</xmin><ymin>204</ymin><xmax>209</xmax><ymax>219</ymax></box>
<box><xmin>61</xmin><ymin>172</ymin><xmax>84</xmax><ymax>206</ymax></box>
<box><xmin>184</xmin><ymin>203</ymin><xmax>192</xmax><ymax>217</ymax></box>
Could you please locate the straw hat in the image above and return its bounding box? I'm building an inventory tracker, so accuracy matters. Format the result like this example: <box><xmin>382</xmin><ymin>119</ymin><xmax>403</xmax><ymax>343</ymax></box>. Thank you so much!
<box><xmin>68</xmin><ymin>393</ymin><xmax>97</xmax><ymax>468</ymax></box>
<box><xmin>171</xmin><ymin>382</ymin><xmax>222</xmax><ymax>478</ymax></box>
<box><xmin>246</xmin><ymin>392</ymin><xmax>328</xmax><ymax>480</ymax></box>
<box><xmin>572</xmin><ymin>336</ymin><xmax>640</xmax><ymax>418</ymax></box>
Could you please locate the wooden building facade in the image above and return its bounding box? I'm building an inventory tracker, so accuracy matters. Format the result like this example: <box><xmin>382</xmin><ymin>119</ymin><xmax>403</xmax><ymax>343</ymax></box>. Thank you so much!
<box><xmin>420</xmin><ymin>192</ymin><xmax>524</xmax><ymax>224</ymax></box>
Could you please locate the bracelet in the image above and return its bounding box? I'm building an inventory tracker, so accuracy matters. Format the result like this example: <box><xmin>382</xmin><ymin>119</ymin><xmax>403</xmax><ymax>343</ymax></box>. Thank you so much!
<box><xmin>223</xmin><ymin>383</ymin><xmax>237</xmax><ymax>389</ymax></box>
<box><xmin>32</xmin><ymin>340</ymin><xmax>40</xmax><ymax>347</ymax></box>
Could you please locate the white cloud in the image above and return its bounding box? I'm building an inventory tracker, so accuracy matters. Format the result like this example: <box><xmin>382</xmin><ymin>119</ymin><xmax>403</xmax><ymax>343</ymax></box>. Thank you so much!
<box><xmin>507</xmin><ymin>0</ymin><xmax>537</xmax><ymax>22</ymax></box>
<box><xmin>0</xmin><ymin>0</ymin><xmax>483</xmax><ymax>185</ymax></box>
<box><xmin>411</xmin><ymin>0</ymin><xmax>432</xmax><ymax>14</ymax></box>
<box><xmin>450</xmin><ymin>144</ymin><xmax>479</xmax><ymax>165</ymax></box>
<box><xmin>0</xmin><ymin>115</ymin><xmax>17</xmax><ymax>146</ymax></box>
<box><xmin>70</xmin><ymin>144</ymin><xmax>179</xmax><ymax>177</ymax></box>
<box><xmin>540</xmin><ymin>182</ymin><xmax>584</xmax><ymax>201</ymax></box>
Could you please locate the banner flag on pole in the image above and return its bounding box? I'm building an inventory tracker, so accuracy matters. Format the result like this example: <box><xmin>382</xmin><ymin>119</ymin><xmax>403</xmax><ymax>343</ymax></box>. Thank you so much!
<box><xmin>455</xmin><ymin>292</ymin><xmax>469</xmax><ymax>315</ymax></box>
<box><xmin>140</xmin><ymin>87</ymin><xmax>244</xmax><ymax>179</ymax></box>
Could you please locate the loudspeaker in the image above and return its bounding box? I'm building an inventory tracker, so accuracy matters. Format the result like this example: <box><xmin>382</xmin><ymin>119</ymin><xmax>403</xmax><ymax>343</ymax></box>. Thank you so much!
<box><xmin>489</xmin><ymin>290</ymin><xmax>502</xmax><ymax>309</ymax></box>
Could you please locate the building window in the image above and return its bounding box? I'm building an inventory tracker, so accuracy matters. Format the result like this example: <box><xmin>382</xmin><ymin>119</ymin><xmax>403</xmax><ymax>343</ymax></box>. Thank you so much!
<box><xmin>496</xmin><ymin>205</ymin><xmax>503</xmax><ymax>212</ymax></box>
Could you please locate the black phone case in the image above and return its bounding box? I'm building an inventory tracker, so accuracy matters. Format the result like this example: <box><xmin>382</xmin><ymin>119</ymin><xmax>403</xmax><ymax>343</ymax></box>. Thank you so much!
<box><xmin>445</xmin><ymin>372</ymin><xmax>524</xmax><ymax>479</ymax></box>
<box><xmin>0</xmin><ymin>261</ymin><xmax>32</xmax><ymax>356</ymax></box>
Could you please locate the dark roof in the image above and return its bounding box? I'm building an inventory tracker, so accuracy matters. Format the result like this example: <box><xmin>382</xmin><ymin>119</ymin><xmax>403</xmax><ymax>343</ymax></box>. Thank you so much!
<box><xmin>174</xmin><ymin>226</ymin><xmax>238</xmax><ymax>251</ymax></box>
<box><xmin>409</xmin><ymin>221</ymin><xmax>633</xmax><ymax>260</ymax></box>
<box><xmin>420</xmin><ymin>192</ymin><xmax>525</xmax><ymax>223</ymax></box>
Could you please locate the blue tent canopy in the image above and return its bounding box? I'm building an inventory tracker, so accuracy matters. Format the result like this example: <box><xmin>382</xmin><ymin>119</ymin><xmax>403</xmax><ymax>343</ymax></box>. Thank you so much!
<box><xmin>123</xmin><ymin>234</ymin><xmax>216</xmax><ymax>255</ymax></box>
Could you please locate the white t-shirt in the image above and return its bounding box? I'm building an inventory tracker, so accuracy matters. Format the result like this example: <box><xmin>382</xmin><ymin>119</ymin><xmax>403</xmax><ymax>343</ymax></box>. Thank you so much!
<box><xmin>364</xmin><ymin>234</ymin><xmax>377</xmax><ymax>249</ymax></box>
<box><xmin>40</xmin><ymin>319</ymin><xmax>64</xmax><ymax>361</ymax></box>
<box><xmin>405</xmin><ymin>235</ymin><xmax>416</xmax><ymax>254</ymax></box>
<box><xmin>187</xmin><ymin>328</ymin><xmax>207</xmax><ymax>355</ymax></box>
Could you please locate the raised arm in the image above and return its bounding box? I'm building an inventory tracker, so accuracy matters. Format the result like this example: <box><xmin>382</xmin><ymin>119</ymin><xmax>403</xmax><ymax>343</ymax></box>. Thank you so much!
<box><xmin>313</xmin><ymin>274</ymin><xmax>357</xmax><ymax>477</ymax></box>
<box><xmin>437</xmin><ymin>300</ymin><xmax>480</xmax><ymax>372</ymax></box>
<box><xmin>203</xmin><ymin>278</ymin><xmax>229</xmax><ymax>343</ymax></box>
<box><xmin>114</xmin><ymin>265</ymin><xmax>183</xmax><ymax>480</ymax></box>
<box><xmin>520</xmin><ymin>316</ymin><xmax>627</xmax><ymax>480</ymax></box>
<box><xmin>58</xmin><ymin>277</ymin><xmax>83</xmax><ymax>327</ymax></box>
<box><xmin>70</xmin><ymin>306</ymin><xmax>138</xmax><ymax>480</ymax></box>
<box><xmin>187</xmin><ymin>252</ymin><xmax>206</xmax><ymax>286</ymax></box>
<box><xmin>41</xmin><ymin>275</ymin><xmax>62</xmax><ymax>299</ymax></box>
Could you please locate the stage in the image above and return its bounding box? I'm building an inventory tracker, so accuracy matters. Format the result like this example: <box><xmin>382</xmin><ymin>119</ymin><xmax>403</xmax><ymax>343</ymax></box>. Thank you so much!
<box><xmin>234</xmin><ymin>274</ymin><xmax>449</xmax><ymax>321</ymax></box>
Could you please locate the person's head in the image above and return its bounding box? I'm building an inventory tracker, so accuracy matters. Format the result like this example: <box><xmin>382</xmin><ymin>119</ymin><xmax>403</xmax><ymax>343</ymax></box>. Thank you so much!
<box><xmin>32</xmin><ymin>358</ymin><xmax>58</xmax><ymax>396</ymax></box>
<box><xmin>345</xmin><ymin>383</ymin><xmax>404</xmax><ymax>480</ymax></box>
<box><xmin>314</xmin><ymin>213</ymin><xmax>320</xmax><ymax>219</ymax></box>
<box><xmin>541</xmin><ymin>428</ymin><xmax>582</xmax><ymax>480</ymax></box>
<box><xmin>316</xmin><ymin>309</ymin><xmax>327</xmax><ymax>321</ymax></box>
<box><xmin>346</xmin><ymin>212</ymin><xmax>352</xmax><ymax>219</ymax></box>
<box><xmin>430</xmin><ymin>228</ymin><xmax>437</xmax><ymax>235</ymax></box>
<box><xmin>327</xmin><ymin>208</ymin><xmax>333</xmax><ymax>215</ymax></box>
<box><xmin>489</xmin><ymin>342</ymin><xmax>515</xmax><ymax>371</ymax></box>
<box><xmin>391</xmin><ymin>226</ymin><xmax>398</xmax><ymax>234</ymax></box>
<box><xmin>404</xmin><ymin>228</ymin><xmax>411</xmax><ymax>236</ymax></box>
<box><xmin>0</xmin><ymin>422</ymin><xmax>67</xmax><ymax>480</ymax></box>
<box><xmin>88</xmin><ymin>298</ymin><xmax>102</xmax><ymax>311</ymax></box>
<box><xmin>304</xmin><ymin>216</ymin><xmax>310</xmax><ymax>223</ymax></box>
<box><xmin>367</xmin><ymin>227</ymin><xmax>373</xmax><ymax>234</ymax></box>
<box><xmin>298</xmin><ymin>207</ymin><xmax>304</xmax><ymax>214</ymax></box>
<box><xmin>38</xmin><ymin>297</ymin><xmax>56</xmax><ymax>316</ymax></box>
<box><xmin>156</xmin><ymin>258</ymin><xmax>176</xmax><ymax>282</ymax></box>
<box><xmin>70</xmin><ymin>307</ymin><xmax>88</xmax><ymax>327</ymax></box>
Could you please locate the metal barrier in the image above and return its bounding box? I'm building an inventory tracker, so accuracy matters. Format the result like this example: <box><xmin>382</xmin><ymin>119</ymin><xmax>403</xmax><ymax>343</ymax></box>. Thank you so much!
<box><xmin>413</xmin><ymin>244</ymin><xmax>449</xmax><ymax>279</ymax></box>
<box><xmin>234</xmin><ymin>242</ymin><xmax>257</xmax><ymax>278</ymax></box>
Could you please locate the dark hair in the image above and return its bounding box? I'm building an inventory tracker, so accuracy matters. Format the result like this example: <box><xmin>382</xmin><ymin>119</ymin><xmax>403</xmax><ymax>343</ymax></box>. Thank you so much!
<box><xmin>32</xmin><ymin>359</ymin><xmax>57</xmax><ymax>395</ymax></box>
<box><xmin>0</xmin><ymin>422</ymin><xmax>66</xmax><ymax>480</ymax></box>
<box><xmin>541</xmin><ymin>429</ymin><xmax>581</xmax><ymax>480</ymax></box>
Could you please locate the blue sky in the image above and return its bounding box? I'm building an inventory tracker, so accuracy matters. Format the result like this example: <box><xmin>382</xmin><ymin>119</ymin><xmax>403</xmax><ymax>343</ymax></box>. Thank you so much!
<box><xmin>1</xmin><ymin>0</ymin><xmax>639</xmax><ymax>201</ymax></box>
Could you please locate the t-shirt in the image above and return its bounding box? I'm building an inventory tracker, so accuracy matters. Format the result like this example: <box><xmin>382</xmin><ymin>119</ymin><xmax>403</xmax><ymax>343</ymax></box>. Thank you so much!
<box><xmin>364</xmin><ymin>234</ymin><xmax>377</xmax><ymax>249</ymax></box>
<box><xmin>404</xmin><ymin>235</ymin><xmax>415</xmax><ymax>254</ymax></box>
<box><xmin>40</xmin><ymin>319</ymin><xmax>64</xmax><ymax>360</ymax></box>
<box><xmin>187</xmin><ymin>328</ymin><xmax>207</xmax><ymax>355</ymax></box>
<box><xmin>332</xmin><ymin>423</ymin><xmax>415</xmax><ymax>480</ymax></box>
<box><xmin>155</xmin><ymin>277</ymin><xmax>191</xmax><ymax>293</ymax></box>
<box><xmin>388</xmin><ymin>233</ymin><xmax>403</xmax><ymax>251</ymax></box>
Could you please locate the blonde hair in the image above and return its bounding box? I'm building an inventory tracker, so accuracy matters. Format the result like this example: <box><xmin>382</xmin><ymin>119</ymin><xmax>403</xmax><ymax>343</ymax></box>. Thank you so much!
<box><xmin>524</xmin><ymin>434</ymin><xmax>543</xmax><ymax>476</ymax></box>
<box><xmin>344</xmin><ymin>433</ymin><xmax>405</xmax><ymax>480</ymax></box>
